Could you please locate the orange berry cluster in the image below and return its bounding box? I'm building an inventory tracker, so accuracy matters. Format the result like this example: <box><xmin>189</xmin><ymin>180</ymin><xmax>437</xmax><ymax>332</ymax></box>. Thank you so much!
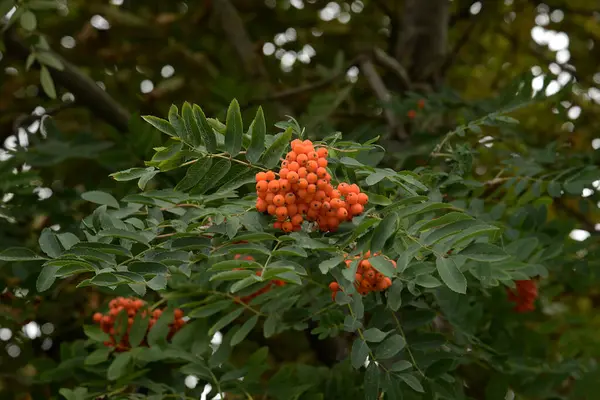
<box><xmin>328</xmin><ymin>251</ymin><xmax>395</xmax><ymax>300</ymax></box>
<box><xmin>407</xmin><ymin>98</ymin><xmax>426</xmax><ymax>120</ymax></box>
<box><xmin>233</xmin><ymin>254</ymin><xmax>286</xmax><ymax>304</ymax></box>
<box><xmin>255</xmin><ymin>139</ymin><xmax>368</xmax><ymax>232</ymax></box>
<box><xmin>92</xmin><ymin>297</ymin><xmax>185</xmax><ymax>352</ymax></box>
<box><xmin>506</xmin><ymin>280</ymin><xmax>538</xmax><ymax>313</ymax></box>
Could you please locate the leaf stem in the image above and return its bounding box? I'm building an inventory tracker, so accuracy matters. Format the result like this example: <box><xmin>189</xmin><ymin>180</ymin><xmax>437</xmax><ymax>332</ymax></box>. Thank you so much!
<box><xmin>390</xmin><ymin>311</ymin><xmax>425</xmax><ymax>377</ymax></box>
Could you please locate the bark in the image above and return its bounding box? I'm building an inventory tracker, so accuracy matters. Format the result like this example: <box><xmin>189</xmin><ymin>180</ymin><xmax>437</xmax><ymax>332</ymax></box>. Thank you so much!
<box><xmin>396</xmin><ymin>0</ymin><xmax>450</xmax><ymax>87</ymax></box>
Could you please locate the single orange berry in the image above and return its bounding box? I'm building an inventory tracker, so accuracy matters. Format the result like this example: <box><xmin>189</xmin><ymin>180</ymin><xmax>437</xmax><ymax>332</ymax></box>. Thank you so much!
<box><xmin>346</xmin><ymin>192</ymin><xmax>358</xmax><ymax>204</ymax></box>
<box><xmin>306</xmin><ymin>160</ymin><xmax>318</xmax><ymax>172</ymax></box>
<box><xmin>279</xmin><ymin>168</ymin><xmax>289</xmax><ymax>179</ymax></box>
<box><xmin>268</xmin><ymin>180</ymin><xmax>280</xmax><ymax>193</ymax></box>
<box><xmin>296</xmin><ymin>154</ymin><xmax>308</xmax><ymax>166</ymax></box>
<box><xmin>337</xmin><ymin>208</ymin><xmax>348</xmax><ymax>219</ymax></box>
<box><xmin>276</xmin><ymin>206</ymin><xmax>288</xmax><ymax>220</ymax></box>
<box><xmin>279</xmin><ymin>179</ymin><xmax>290</xmax><ymax>192</ymax></box>
<box><xmin>357</xmin><ymin>193</ymin><xmax>369</xmax><ymax>205</ymax></box>
<box><xmin>256</xmin><ymin>198</ymin><xmax>268</xmax><ymax>212</ymax></box>
<box><xmin>291</xmin><ymin>214</ymin><xmax>303</xmax><ymax>225</ymax></box>
<box><xmin>288</xmin><ymin>162</ymin><xmax>300</xmax><ymax>172</ymax></box>
<box><xmin>287</xmin><ymin>171</ymin><xmax>299</xmax><ymax>183</ymax></box>
<box><xmin>256</xmin><ymin>181</ymin><xmax>268</xmax><ymax>192</ymax></box>
<box><xmin>317</xmin><ymin>147</ymin><xmax>328</xmax><ymax>158</ymax></box>
<box><xmin>286</xmin><ymin>151</ymin><xmax>297</xmax><ymax>161</ymax></box>
<box><xmin>317</xmin><ymin>157</ymin><xmax>328</xmax><ymax>168</ymax></box>
<box><xmin>256</xmin><ymin>172</ymin><xmax>267</xmax><ymax>181</ymax></box>
<box><xmin>273</xmin><ymin>194</ymin><xmax>285</xmax><ymax>206</ymax></box>
<box><xmin>267</xmin><ymin>204</ymin><xmax>277</xmax><ymax>215</ymax></box>
<box><xmin>287</xmin><ymin>204</ymin><xmax>298</xmax><ymax>216</ymax></box>
<box><xmin>285</xmin><ymin>193</ymin><xmax>296</xmax><ymax>205</ymax></box>
<box><xmin>265</xmin><ymin>170</ymin><xmax>276</xmax><ymax>181</ymax></box>
<box><xmin>282</xmin><ymin>221</ymin><xmax>293</xmax><ymax>232</ymax></box>
<box><xmin>328</xmin><ymin>282</ymin><xmax>340</xmax><ymax>292</ymax></box>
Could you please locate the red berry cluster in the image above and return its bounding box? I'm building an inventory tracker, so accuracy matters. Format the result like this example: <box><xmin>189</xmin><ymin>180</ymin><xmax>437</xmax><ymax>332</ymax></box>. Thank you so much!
<box><xmin>329</xmin><ymin>251</ymin><xmax>395</xmax><ymax>300</ymax></box>
<box><xmin>233</xmin><ymin>254</ymin><xmax>286</xmax><ymax>304</ymax></box>
<box><xmin>506</xmin><ymin>280</ymin><xmax>538</xmax><ymax>313</ymax></box>
<box><xmin>92</xmin><ymin>297</ymin><xmax>185</xmax><ymax>352</ymax></box>
<box><xmin>255</xmin><ymin>139</ymin><xmax>368</xmax><ymax>232</ymax></box>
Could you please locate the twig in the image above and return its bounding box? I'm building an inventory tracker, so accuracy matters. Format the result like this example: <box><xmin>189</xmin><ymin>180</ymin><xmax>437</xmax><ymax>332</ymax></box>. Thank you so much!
<box><xmin>3</xmin><ymin>27</ymin><xmax>131</xmax><ymax>132</ymax></box>
<box><xmin>372</xmin><ymin>47</ymin><xmax>412</xmax><ymax>90</ymax></box>
<box><xmin>12</xmin><ymin>101</ymin><xmax>76</xmax><ymax>135</ymax></box>
<box><xmin>358</xmin><ymin>56</ymin><xmax>408</xmax><ymax>141</ymax></box>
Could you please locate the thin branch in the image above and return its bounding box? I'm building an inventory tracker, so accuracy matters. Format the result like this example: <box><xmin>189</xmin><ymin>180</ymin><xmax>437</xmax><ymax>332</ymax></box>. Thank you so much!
<box><xmin>372</xmin><ymin>47</ymin><xmax>412</xmax><ymax>90</ymax></box>
<box><xmin>3</xmin><ymin>28</ymin><xmax>131</xmax><ymax>132</ymax></box>
<box><xmin>12</xmin><ymin>101</ymin><xmax>76</xmax><ymax>135</ymax></box>
<box><xmin>359</xmin><ymin>56</ymin><xmax>408</xmax><ymax>140</ymax></box>
<box><xmin>212</xmin><ymin>0</ymin><xmax>268</xmax><ymax>80</ymax></box>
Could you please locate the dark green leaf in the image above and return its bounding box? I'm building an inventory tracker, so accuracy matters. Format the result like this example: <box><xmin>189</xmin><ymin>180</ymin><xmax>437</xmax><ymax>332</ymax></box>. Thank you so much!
<box><xmin>36</xmin><ymin>264</ymin><xmax>61</xmax><ymax>292</ymax></box>
<box><xmin>20</xmin><ymin>10</ymin><xmax>36</xmax><ymax>30</ymax></box>
<box><xmin>375</xmin><ymin>334</ymin><xmax>406</xmax><ymax>359</ymax></box>
<box><xmin>0</xmin><ymin>247</ymin><xmax>46</xmax><ymax>261</ymax></box>
<box><xmin>390</xmin><ymin>360</ymin><xmax>412</xmax><ymax>372</ymax></box>
<box><xmin>182</xmin><ymin>102</ymin><xmax>202</xmax><ymax>147</ymax></box>
<box><xmin>192</xmin><ymin>104</ymin><xmax>217</xmax><ymax>152</ymax></box>
<box><xmin>231</xmin><ymin>315</ymin><xmax>259</xmax><ymax>346</ymax></box>
<box><xmin>168</xmin><ymin>105</ymin><xmax>187</xmax><ymax>142</ymax></box>
<box><xmin>364</xmin><ymin>363</ymin><xmax>380</xmax><ymax>400</ymax></box>
<box><xmin>110</xmin><ymin>167</ymin><xmax>155</xmax><ymax>181</ymax></box>
<box><xmin>351</xmin><ymin>339</ymin><xmax>369</xmax><ymax>369</ymax></box>
<box><xmin>246</xmin><ymin>106</ymin><xmax>266</xmax><ymax>163</ymax></box>
<box><xmin>90</xmin><ymin>273</ymin><xmax>120</xmax><ymax>286</ymax></box>
<box><xmin>210</xmin><ymin>269</ymin><xmax>254</xmax><ymax>281</ymax></box>
<box><xmin>414</xmin><ymin>274</ymin><xmax>442</xmax><ymax>288</ymax></box>
<box><xmin>195</xmin><ymin>159</ymin><xmax>231</xmax><ymax>194</ymax></box>
<box><xmin>225</xmin><ymin>99</ymin><xmax>243</xmax><ymax>155</ymax></box>
<box><xmin>142</xmin><ymin>116</ymin><xmax>176</xmax><ymax>137</ymax></box>
<box><xmin>175</xmin><ymin>158</ymin><xmax>212</xmax><ymax>191</ymax></box>
<box><xmin>81</xmin><ymin>190</ymin><xmax>120</xmax><ymax>209</ymax></box>
<box><xmin>209</xmin><ymin>308</ymin><xmax>244</xmax><ymax>336</ymax></box>
<box><xmin>459</xmin><ymin>243</ymin><xmax>509</xmax><ymax>262</ymax></box>
<box><xmin>363</xmin><ymin>328</ymin><xmax>389</xmax><ymax>343</ymax></box>
<box><xmin>272</xmin><ymin>246</ymin><xmax>308</xmax><ymax>258</ymax></box>
<box><xmin>98</xmin><ymin>229</ymin><xmax>150</xmax><ymax>245</ymax></box>
<box><xmin>210</xmin><ymin>259</ymin><xmax>262</xmax><ymax>271</ymax></box>
<box><xmin>436</xmin><ymin>256</ymin><xmax>467</xmax><ymax>294</ymax></box>
<box><xmin>369</xmin><ymin>256</ymin><xmax>396</xmax><ymax>278</ymax></box>
<box><xmin>84</xmin><ymin>325</ymin><xmax>110</xmax><ymax>342</ymax></box>
<box><xmin>40</xmin><ymin>65</ymin><xmax>56</xmax><ymax>98</ymax></box>
<box><xmin>259</xmin><ymin>128</ymin><xmax>293</xmax><ymax>168</ymax></box>
<box><xmin>147</xmin><ymin>275</ymin><xmax>167</xmax><ymax>291</ymax></box>
<box><xmin>129</xmin><ymin>313</ymin><xmax>149</xmax><ymax>348</ymax></box>
<box><xmin>39</xmin><ymin>228</ymin><xmax>62</xmax><ymax>258</ymax></box>
<box><xmin>398</xmin><ymin>373</ymin><xmax>424</xmax><ymax>393</ymax></box>
<box><xmin>107</xmin><ymin>352</ymin><xmax>132</xmax><ymax>381</ymax></box>
<box><xmin>189</xmin><ymin>300</ymin><xmax>232</xmax><ymax>318</ymax></box>
<box><xmin>128</xmin><ymin>262</ymin><xmax>167</xmax><ymax>275</ymax></box>
<box><xmin>85</xmin><ymin>348</ymin><xmax>111</xmax><ymax>365</ymax></box>
<box><xmin>371</xmin><ymin>213</ymin><xmax>398</xmax><ymax>253</ymax></box>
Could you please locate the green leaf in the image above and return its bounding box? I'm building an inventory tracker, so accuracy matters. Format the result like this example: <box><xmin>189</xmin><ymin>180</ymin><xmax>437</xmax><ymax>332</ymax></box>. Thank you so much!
<box><xmin>72</xmin><ymin>242</ymin><xmax>132</xmax><ymax>258</ymax></box>
<box><xmin>147</xmin><ymin>275</ymin><xmax>167</xmax><ymax>291</ymax></box>
<box><xmin>36</xmin><ymin>51</ymin><xmax>64</xmax><ymax>70</ymax></box>
<box><xmin>436</xmin><ymin>256</ymin><xmax>467</xmax><ymax>294</ymax></box>
<box><xmin>210</xmin><ymin>259</ymin><xmax>262</xmax><ymax>271</ymax></box>
<box><xmin>142</xmin><ymin>115</ymin><xmax>176</xmax><ymax>137</ymax></box>
<box><xmin>81</xmin><ymin>190</ymin><xmax>120</xmax><ymax>209</ymax></box>
<box><xmin>192</xmin><ymin>104</ymin><xmax>217</xmax><ymax>153</ymax></box>
<box><xmin>36</xmin><ymin>264</ymin><xmax>61</xmax><ymax>292</ymax></box>
<box><xmin>398</xmin><ymin>373</ymin><xmax>424</xmax><ymax>393</ymax></box>
<box><xmin>418</xmin><ymin>212</ymin><xmax>472</xmax><ymax>232</ymax></box>
<box><xmin>39</xmin><ymin>228</ymin><xmax>62</xmax><ymax>258</ymax></box>
<box><xmin>209</xmin><ymin>269</ymin><xmax>254</xmax><ymax>281</ymax></box>
<box><xmin>225</xmin><ymin>99</ymin><xmax>243</xmax><ymax>155</ymax></box>
<box><xmin>371</xmin><ymin>213</ymin><xmax>398</xmax><ymax>253</ymax></box>
<box><xmin>84</xmin><ymin>325</ymin><xmax>110</xmax><ymax>342</ymax></box>
<box><xmin>147</xmin><ymin>308</ymin><xmax>174</xmax><ymax>347</ymax></box>
<box><xmin>547</xmin><ymin>181</ymin><xmax>562</xmax><ymax>197</ymax></box>
<box><xmin>246</xmin><ymin>106</ymin><xmax>266</xmax><ymax>163</ymax></box>
<box><xmin>40</xmin><ymin>65</ymin><xmax>56</xmax><ymax>98</ymax></box>
<box><xmin>395</xmin><ymin>202</ymin><xmax>454</xmax><ymax>220</ymax></box>
<box><xmin>168</xmin><ymin>105</ymin><xmax>187</xmax><ymax>142</ymax></box>
<box><xmin>386</xmin><ymin>280</ymin><xmax>403</xmax><ymax>311</ymax></box>
<box><xmin>56</xmin><ymin>233</ymin><xmax>80</xmax><ymax>250</ymax></box>
<box><xmin>414</xmin><ymin>274</ymin><xmax>442</xmax><ymax>288</ymax></box>
<box><xmin>90</xmin><ymin>273</ymin><xmax>120</xmax><ymax>286</ymax></box>
<box><xmin>182</xmin><ymin>102</ymin><xmax>202</xmax><ymax>147</ymax></box>
<box><xmin>85</xmin><ymin>348</ymin><xmax>111</xmax><ymax>366</ymax></box>
<box><xmin>459</xmin><ymin>243</ymin><xmax>509</xmax><ymax>262</ymax></box>
<box><xmin>375</xmin><ymin>334</ymin><xmax>406</xmax><ymax>359</ymax></box>
<box><xmin>365</xmin><ymin>171</ymin><xmax>391</xmax><ymax>186</ymax></box>
<box><xmin>107</xmin><ymin>352</ymin><xmax>132</xmax><ymax>381</ymax></box>
<box><xmin>195</xmin><ymin>159</ymin><xmax>231</xmax><ymax>194</ymax></box>
<box><xmin>127</xmin><ymin>261</ymin><xmax>168</xmax><ymax>275</ymax></box>
<box><xmin>340</xmin><ymin>157</ymin><xmax>364</xmax><ymax>167</ymax></box>
<box><xmin>129</xmin><ymin>313</ymin><xmax>149</xmax><ymax>348</ymax></box>
<box><xmin>110</xmin><ymin>167</ymin><xmax>155</xmax><ymax>181</ymax></box>
<box><xmin>263</xmin><ymin>313</ymin><xmax>278</xmax><ymax>338</ymax></box>
<box><xmin>20</xmin><ymin>10</ymin><xmax>37</xmax><ymax>30</ymax></box>
<box><xmin>189</xmin><ymin>300</ymin><xmax>232</xmax><ymax>318</ymax></box>
<box><xmin>259</xmin><ymin>128</ymin><xmax>293</xmax><ymax>168</ymax></box>
<box><xmin>351</xmin><ymin>339</ymin><xmax>369</xmax><ymax>369</ymax></box>
<box><xmin>209</xmin><ymin>308</ymin><xmax>244</xmax><ymax>336</ymax></box>
<box><xmin>0</xmin><ymin>247</ymin><xmax>46</xmax><ymax>261</ymax></box>
<box><xmin>98</xmin><ymin>229</ymin><xmax>150</xmax><ymax>245</ymax></box>
<box><xmin>369</xmin><ymin>256</ymin><xmax>396</xmax><ymax>278</ymax></box>
<box><xmin>390</xmin><ymin>360</ymin><xmax>412</xmax><ymax>372</ymax></box>
<box><xmin>272</xmin><ymin>246</ymin><xmax>308</xmax><ymax>258</ymax></box>
<box><xmin>363</xmin><ymin>328</ymin><xmax>389</xmax><ymax>343</ymax></box>
<box><xmin>231</xmin><ymin>315</ymin><xmax>259</xmax><ymax>346</ymax></box>
<box><xmin>364</xmin><ymin>363</ymin><xmax>380</xmax><ymax>400</ymax></box>
<box><xmin>175</xmin><ymin>158</ymin><xmax>212</xmax><ymax>192</ymax></box>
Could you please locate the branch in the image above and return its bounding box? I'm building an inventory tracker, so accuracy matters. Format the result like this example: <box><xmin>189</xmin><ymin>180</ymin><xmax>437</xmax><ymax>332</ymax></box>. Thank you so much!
<box><xmin>555</xmin><ymin>198</ymin><xmax>598</xmax><ymax>234</ymax></box>
<box><xmin>12</xmin><ymin>102</ymin><xmax>76</xmax><ymax>135</ymax></box>
<box><xmin>3</xmin><ymin>28</ymin><xmax>131</xmax><ymax>133</ymax></box>
<box><xmin>358</xmin><ymin>56</ymin><xmax>408</xmax><ymax>141</ymax></box>
<box><xmin>372</xmin><ymin>48</ymin><xmax>412</xmax><ymax>90</ymax></box>
<box><xmin>212</xmin><ymin>0</ymin><xmax>268</xmax><ymax>80</ymax></box>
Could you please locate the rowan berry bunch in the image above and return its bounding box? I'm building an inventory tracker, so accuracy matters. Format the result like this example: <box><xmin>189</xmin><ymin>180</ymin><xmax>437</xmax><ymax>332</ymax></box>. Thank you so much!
<box><xmin>233</xmin><ymin>254</ymin><xmax>286</xmax><ymax>304</ymax></box>
<box><xmin>255</xmin><ymin>139</ymin><xmax>368</xmax><ymax>232</ymax></box>
<box><xmin>92</xmin><ymin>297</ymin><xmax>185</xmax><ymax>352</ymax></box>
<box><xmin>506</xmin><ymin>280</ymin><xmax>538</xmax><ymax>313</ymax></box>
<box><xmin>329</xmin><ymin>251</ymin><xmax>395</xmax><ymax>300</ymax></box>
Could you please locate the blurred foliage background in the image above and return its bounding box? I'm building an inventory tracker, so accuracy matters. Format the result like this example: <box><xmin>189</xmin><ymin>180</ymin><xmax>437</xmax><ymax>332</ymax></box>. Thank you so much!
<box><xmin>1</xmin><ymin>0</ymin><xmax>600</xmax><ymax>398</ymax></box>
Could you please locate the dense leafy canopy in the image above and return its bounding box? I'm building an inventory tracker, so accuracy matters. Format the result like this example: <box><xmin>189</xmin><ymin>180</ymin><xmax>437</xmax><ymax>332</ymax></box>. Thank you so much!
<box><xmin>1</xmin><ymin>0</ymin><xmax>600</xmax><ymax>399</ymax></box>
